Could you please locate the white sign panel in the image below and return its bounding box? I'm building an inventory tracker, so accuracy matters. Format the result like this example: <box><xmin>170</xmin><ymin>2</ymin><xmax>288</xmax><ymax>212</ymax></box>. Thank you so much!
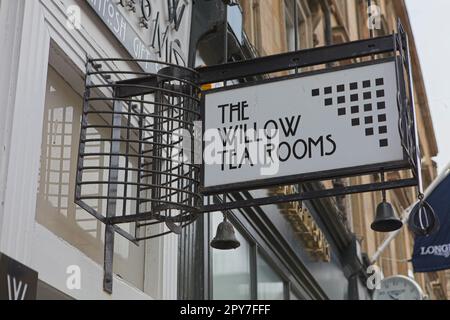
<box><xmin>202</xmin><ymin>59</ymin><xmax>407</xmax><ymax>192</ymax></box>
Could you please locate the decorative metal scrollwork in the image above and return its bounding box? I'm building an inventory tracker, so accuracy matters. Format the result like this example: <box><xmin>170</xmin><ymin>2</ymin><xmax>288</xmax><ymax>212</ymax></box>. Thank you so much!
<box><xmin>408</xmin><ymin>200</ymin><xmax>440</xmax><ymax>237</ymax></box>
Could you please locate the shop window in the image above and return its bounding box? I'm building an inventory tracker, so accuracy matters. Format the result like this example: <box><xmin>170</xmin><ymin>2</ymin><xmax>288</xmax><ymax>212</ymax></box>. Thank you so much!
<box><xmin>211</xmin><ymin>212</ymin><xmax>252</xmax><ymax>300</ymax></box>
<box><xmin>290</xmin><ymin>290</ymin><xmax>301</xmax><ymax>300</ymax></box>
<box><xmin>36</xmin><ymin>66</ymin><xmax>145</xmax><ymax>290</ymax></box>
<box><xmin>284</xmin><ymin>0</ymin><xmax>312</xmax><ymax>52</ymax></box>
<box><xmin>210</xmin><ymin>212</ymin><xmax>290</xmax><ymax>300</ymax></box>
<box><xmin>257</xmin><ymin>253</ymin><xmax>285</xmax><ymax>300</ymax></box>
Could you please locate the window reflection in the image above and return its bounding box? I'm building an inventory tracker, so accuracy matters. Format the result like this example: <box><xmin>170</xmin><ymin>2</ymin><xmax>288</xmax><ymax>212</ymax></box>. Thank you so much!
<box><xmin>257</xmin><ymin>254</ymin><xmax>285</xmax><ymax>300</ymax></box>
<box><xmin>211</xmin><ymin>212</ymin><xmax>251</xmax><ymax>300</ymax></box>
<box><xmin>290</xmin><ymin>290</ymin><xmax>301</xmax><ymax>300</ymax></box>
<box><xmin>36</xmin><ymin>66</ymin><xmax>145</xmax><ymax>290</ymax></box>
<box><xmin>210</xmin><ymin>212</ymin><xmax>289</xmax><ymax>300</ymax></box>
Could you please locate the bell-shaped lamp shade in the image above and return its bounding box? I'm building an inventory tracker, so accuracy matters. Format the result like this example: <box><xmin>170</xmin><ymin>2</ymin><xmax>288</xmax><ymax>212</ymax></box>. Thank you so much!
<box><xmin>371</xmin><ymin>201</ymin><xmax>403</xmax><ymax>233</ymax></box>
<box><xmin>210</xmin><ymin>218</ymin><xmax>241</xmax><ymax>250</ymax></box>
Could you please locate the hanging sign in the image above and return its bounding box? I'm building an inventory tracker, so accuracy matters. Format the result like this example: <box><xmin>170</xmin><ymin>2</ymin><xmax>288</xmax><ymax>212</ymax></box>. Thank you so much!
<box><xmin>202</xmin><ymin>58</ymin><xmax>408</xmax><ymax>194</ymax></box>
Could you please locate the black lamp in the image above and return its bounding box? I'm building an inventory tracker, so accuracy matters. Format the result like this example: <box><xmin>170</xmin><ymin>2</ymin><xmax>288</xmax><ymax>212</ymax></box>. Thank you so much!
<box><xmin>371</xmin><ymin>174</ymin><xmax>403</xmax><ymax>233</ymax></box>
<box><xmin>210</xmin><ymin>214</ymin><xmax>240</xmax><ymax>250</ymax></box>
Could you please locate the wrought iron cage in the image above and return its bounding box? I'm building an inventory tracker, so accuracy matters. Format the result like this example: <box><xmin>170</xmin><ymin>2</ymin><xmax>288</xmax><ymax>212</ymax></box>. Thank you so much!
<box><xmin>76</xmin><ymin>58</ymin><xmax>203</xmax><ymax>238</ymax></box>
<box><xmin>75</xmin><ymin>58</ymin><xmax>202</xmax><ymax>292</ymax></box>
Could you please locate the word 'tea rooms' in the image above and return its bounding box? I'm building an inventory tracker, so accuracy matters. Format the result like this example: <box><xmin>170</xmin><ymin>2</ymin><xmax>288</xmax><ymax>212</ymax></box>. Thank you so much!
<box><xmin>207</xmin><ymin>100</ymin><xmax>337</xmax><ymax>172</ymax></box>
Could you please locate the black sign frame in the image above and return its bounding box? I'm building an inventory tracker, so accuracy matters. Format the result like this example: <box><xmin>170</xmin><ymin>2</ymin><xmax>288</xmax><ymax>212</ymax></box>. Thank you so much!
<box><xmin>196</xmin><ymin>21</ymin><xmax>422</xmax><ymax>213</ymax></box>
<box><xmin>200</xmin><ymin>57</ymin><xmax>411</xmax><ymax>195</ymax></box>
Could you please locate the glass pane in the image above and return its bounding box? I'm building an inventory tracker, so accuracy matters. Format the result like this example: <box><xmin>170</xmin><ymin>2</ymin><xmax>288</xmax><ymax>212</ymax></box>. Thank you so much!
<box><xmin>257</xmin><ymin>254</ymin><xmax>285</xmax><ymax>300</ymax></box>
<box><xmin>284</xmin><ymin>0</ymin><xmax>302</xmax><ymax>52</ymax></box>
<box><xmin>211</xmin><ymin>212</ymin><xmax>251</xmax><ymax>300</ymax></box>
<box><xmin>290</xmin><ymin>290</ymin><xmax>301</xmax><ymax>300</ymax></box>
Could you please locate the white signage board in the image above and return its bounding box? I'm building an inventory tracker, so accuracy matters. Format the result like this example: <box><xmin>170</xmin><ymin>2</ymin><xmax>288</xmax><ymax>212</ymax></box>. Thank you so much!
<box><xmin>202</xmin><ymin>59</ymin><xmax>408</xmax><ymax>193</ymax></box>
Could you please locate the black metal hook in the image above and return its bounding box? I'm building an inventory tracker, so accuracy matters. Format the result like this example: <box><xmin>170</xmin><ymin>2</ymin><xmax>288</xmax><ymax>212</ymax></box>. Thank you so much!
<box><xmin>408</xmin><ymin>200</ymin><xmax>440</xmax><ymax>237</ymax></box>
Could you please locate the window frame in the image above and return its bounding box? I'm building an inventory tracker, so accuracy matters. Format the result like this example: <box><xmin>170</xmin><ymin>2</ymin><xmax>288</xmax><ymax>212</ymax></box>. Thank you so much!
<box><xmin>207</xmin><ymin>195</ymin><xmax>304</xmax><ymax>300</ymax></box>
<box><xmin>283</xmin><ymin>0</ymin><xmax>313</xmax><ymax>52</ymax></box>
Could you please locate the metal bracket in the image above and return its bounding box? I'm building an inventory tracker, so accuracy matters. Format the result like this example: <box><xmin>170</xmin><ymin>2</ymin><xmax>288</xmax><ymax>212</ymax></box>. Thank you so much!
<box><xmin>196</xmin><ymin>23</ymin><xmax>422</xmax><ymax>213</ymax></box>
<box><xmin>75</xmin><ymin>21</ymin><xmax>422</xmax><ymax>294</ymax></box>
<box><xmin>200</xmin><ymin>178</ymin><xmax>418</xmax><ymax>213</ymax></box>
<box><xmin>196</xmin><ymin>35</ymin><xmax>395</xmax><ymax>84</ymax></box>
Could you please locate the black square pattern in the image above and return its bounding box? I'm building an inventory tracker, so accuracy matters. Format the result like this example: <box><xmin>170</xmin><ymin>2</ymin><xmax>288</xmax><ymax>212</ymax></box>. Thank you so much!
<box><xmin>351</xmin><ymin>106</ymin><xmax>359</xmax><ymax>114</ymax></box>
<box><xmin>363</xmin><ymin>92</ymin><xmax>372</xmax><ymax>100</ymax></box>
<box><xmin>366</xmin><ymin>128</ymin><xmax>374</xmax><ymax>136</ymax></box>
<box><xmin>379</xmin><ymin>126</ymin><xmax>388</xmax><ymax>134</ymax></box>
<box><xmin>380</xmin><ymin>139</ymin><xmax>388</xmax><ymax>147</ymax></box>
<box><xmin>312</xmin><ymin>78</ymin><xmax>388</xmax><ymax>148</ymax></box>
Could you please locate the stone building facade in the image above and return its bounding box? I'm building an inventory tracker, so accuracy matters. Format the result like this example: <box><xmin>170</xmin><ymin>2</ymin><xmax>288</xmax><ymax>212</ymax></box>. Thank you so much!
<box><xmin>239</xmin><ymin>0</ymin><xmax>447</xmax><ymax>300</ymax></box>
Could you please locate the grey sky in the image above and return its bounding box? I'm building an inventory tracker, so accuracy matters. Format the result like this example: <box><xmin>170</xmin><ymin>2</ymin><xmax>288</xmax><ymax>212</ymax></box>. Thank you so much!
<box><xmin>406</xmin><ymin>0</ymin><xmax>450</xmax><ymax>173</ymax></box>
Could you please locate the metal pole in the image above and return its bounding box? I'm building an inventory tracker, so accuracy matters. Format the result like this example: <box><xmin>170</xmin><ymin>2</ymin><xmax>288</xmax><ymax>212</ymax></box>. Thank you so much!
<box><xmin>404</xmin><ymin>31</ymin><xmax>424</xmax><ymax>198</ymax></box>
<box><xmin>103</xmin><ymin>95</ymin><xmax>122</xmax><ymax>294</ymax></box>
<box><xmin>294</xmin><ymin>0</ymin><xmax>298</xmax><ymax>51</ymax></box>
<box><xmin>223</xmin><ymin>1</ymin><xmax>228</xmax><ymax>204</ymax></box>
<box><xmin>294</xmin><ymin>0</ymin><xmax>299</xmax><ymax>74</ymax></box>
<box><xmin>319</xmin><ymin>0</ymin><xmax>332</xmax><ymax>46</ymax></box>
<box><xmin>223</xmin><ymin>2</ymin><xmax>228</xmax><ymax>86</ymax></box>
<box><xmin>368</xmin><ymin>0</ymin><xmax>374</xmax><ymax>39</ymax></box>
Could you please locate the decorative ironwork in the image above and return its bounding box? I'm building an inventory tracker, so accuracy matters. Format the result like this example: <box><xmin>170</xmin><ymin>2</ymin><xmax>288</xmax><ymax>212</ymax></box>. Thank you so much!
<box><xmin>76</xmin><ymin>58</ymin><xmax>202</xmax><ymax>236</ymax></box>
<box><xmin>75</xmin><ymin>21</ymin><xmax>424</xmax><ymax>293</ymax></box>
<box><xmin>75</xmin><ymin>58</ymin><xmax>201</xmax><ymax>292</ymax></box>
<box><xmin>394</xmin><ymin>21</ymin><xmax>421</xmax><ymax>186</ymax></box>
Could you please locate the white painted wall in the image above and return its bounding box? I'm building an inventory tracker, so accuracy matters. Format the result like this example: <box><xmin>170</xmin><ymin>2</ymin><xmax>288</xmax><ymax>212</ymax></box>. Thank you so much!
<box><xmin>32</xmin><ymin>224</ymin><xmax>150</xmax><ymax>300</ymax></box>
<box><xmin>0</xmin><ymin>0</ymin><xmax>49</xmax><ymax>267</ymax></box>
<box><xmin>0</xmin><ymin>0</ymin><xmax>185</xmax><ymax>300</ymax></box>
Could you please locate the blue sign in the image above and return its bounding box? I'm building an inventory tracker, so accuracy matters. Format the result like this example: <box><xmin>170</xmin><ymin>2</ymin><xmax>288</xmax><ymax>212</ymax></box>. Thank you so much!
<box><xmin>412</xmin><ymin>168</ymin><xmax>450</xmax><ymax>272</ymax></box>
